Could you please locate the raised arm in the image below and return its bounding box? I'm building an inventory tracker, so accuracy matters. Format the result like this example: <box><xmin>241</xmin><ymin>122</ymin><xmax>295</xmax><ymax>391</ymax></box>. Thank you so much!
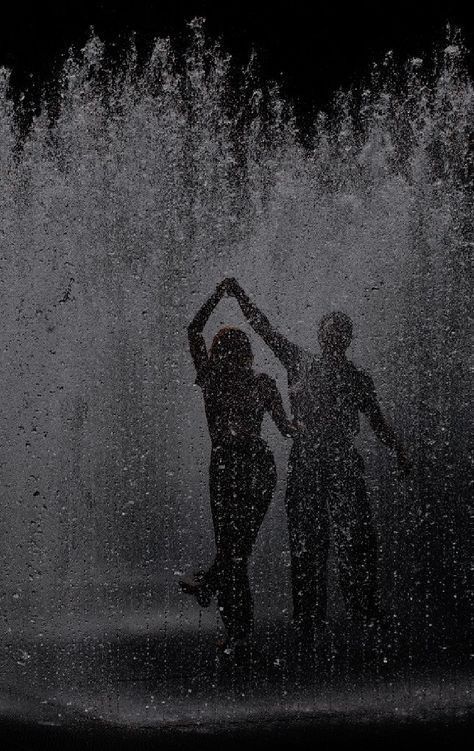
<box><xmin>360</xmin><ymin>372</ymin><xmax>411</xmax><ymax>472</ymax></box>
<box><xmin>187</xmin><ymin>282</ymin><xmax>226</xmax><ymax>375</ymax></box>
<box><xmin>226</xmin><ymin>278</ymin><xmax>301</xmax><ymax>371</ymax></box>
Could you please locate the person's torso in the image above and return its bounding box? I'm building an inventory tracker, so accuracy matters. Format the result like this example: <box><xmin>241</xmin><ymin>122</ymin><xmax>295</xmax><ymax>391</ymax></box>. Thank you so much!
<box><xmin>288</xmin><ymin>353</ymin><xmax>365</xmax><ymax>448</ymax></box>
<box><xmin>200</xmin><ymin>369</ymin><xmax>269</xmax><ymax>447</ymax></box>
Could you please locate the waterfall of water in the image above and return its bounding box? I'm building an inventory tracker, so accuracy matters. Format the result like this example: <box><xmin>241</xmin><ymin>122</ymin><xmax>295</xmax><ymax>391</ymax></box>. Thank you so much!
<box><xmin>0</xmin><ymin>28</ymin><xmax>471</xmax><ymax>672</ymax></box>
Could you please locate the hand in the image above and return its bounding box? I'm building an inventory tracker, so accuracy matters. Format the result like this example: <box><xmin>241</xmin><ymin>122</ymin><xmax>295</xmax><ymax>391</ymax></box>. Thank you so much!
<box><xmin>215</xmin><ymin>279</ymin><xmax>230</xmax><ymax>298</ymax></box>
<box><xmin>225</xmin><ymin>277</ymin><xmax>242</xmax><ymax>297</ymax></box>
<box><xmin>289</xmin><ymin>419</ymin><xmax>305</xmax><ymax>437</ymax></box>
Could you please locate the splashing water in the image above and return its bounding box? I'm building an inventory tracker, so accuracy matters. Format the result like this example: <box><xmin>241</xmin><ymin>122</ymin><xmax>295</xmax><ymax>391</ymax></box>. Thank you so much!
<box><xmin>0</xmin><ymin>25</ymin><xmax>472</xmax><ymax>724</ymax></box>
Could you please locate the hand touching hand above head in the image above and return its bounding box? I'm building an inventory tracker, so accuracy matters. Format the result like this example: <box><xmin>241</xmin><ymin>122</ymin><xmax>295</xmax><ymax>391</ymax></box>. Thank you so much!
<box><xmin>222</xmin><ymin>277</ymin><xmax>243</xmax><ymax>298</ymax></box>
<box><xmin>215</xmin><ymin>279</ymin><xmax>230</xmax><ymax>298</ymax></box>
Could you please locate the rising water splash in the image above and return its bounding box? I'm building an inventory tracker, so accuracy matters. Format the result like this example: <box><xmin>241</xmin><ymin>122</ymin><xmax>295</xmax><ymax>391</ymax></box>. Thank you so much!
<box><xmin>0</xmin><ymin>26</ymin><xmax>471</xmax><ymax>665</ymax></box>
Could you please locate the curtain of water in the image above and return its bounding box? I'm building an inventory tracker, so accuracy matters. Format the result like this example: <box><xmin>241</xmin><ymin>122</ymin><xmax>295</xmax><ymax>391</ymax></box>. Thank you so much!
<box><xmin>0</xmin><ymin>30</ymin><xmax>471</xmax><ymax>663</ymax></box>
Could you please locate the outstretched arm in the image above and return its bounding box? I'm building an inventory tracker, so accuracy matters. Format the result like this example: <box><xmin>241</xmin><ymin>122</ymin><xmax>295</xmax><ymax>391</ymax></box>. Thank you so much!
<box><xmin>187</xmin><ymin>282</ymin><xmax>226</xmax><ymax>375</ymax></box>
<box><xmin>226</xmin><ymin>278</ymin><xmax>301</xmax><ymax>370</ymax></box>
<box><xmin>361</xmin><ymin>373</ymin><xmax>411</xmax><ymax>472</ymax></box>
<box><xmin>261</xmin><ymin>375</ymin><xmax>296</xmax><ymax>438</ymax></box>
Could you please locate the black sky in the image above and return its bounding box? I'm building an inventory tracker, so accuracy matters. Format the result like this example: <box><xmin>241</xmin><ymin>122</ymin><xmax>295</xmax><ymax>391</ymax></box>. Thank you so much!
<box><xmin>0</xmin><ymin>2</ymin><xmax>472</xmax><ymax>122</ymax></box>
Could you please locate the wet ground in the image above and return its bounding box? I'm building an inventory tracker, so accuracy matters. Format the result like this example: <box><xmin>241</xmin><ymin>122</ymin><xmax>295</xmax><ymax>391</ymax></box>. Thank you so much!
<box><xmin>0</xmin><ymin>603</ymin><xmax>471</xmax><ymax>750</ymax></box>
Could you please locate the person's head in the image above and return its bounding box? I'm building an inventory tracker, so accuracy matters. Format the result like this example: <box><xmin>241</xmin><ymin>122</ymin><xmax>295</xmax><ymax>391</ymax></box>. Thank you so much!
<box><xmin>318</xmin><ymin>312</ymin><xmax>353</xmax><ymax>356</ymax></box>
<box><xmin>209</xmin><ymin>327</ymin><xmax>253</xmax><ymax>374</ymax></box>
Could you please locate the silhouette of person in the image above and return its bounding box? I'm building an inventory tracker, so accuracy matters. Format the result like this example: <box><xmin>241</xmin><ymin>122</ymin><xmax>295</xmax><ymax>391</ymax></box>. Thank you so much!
<box><xmin>224</xmin><ymin>278</ymin><xmax>410</xmax><ymax>654</ymax></box>
<box><xmin>180</xmin><ymin>280</ymin><xmax>294</xmax><ymax>656</ymax></box>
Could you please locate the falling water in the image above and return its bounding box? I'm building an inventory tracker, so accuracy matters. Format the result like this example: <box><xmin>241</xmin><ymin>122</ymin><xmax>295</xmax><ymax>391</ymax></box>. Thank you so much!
<box><xmin>0</xmin><ymin>23</ymin><xmax>472</xmax><ymax>731</ymax></box>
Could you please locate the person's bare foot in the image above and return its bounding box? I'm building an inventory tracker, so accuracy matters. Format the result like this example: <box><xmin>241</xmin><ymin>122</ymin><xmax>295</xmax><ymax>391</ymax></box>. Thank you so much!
<box><xmin>178</xmin><ymin>572</ymin><xmax>212</xmax><ymax>607</ymax></box>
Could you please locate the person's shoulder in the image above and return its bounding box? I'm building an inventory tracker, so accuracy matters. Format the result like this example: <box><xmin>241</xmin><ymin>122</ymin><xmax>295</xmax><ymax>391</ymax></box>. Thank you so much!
<box><xmin>297</xmin><ymin>348</ymin><xmax>318</xmax><ymax>372</ymax></box>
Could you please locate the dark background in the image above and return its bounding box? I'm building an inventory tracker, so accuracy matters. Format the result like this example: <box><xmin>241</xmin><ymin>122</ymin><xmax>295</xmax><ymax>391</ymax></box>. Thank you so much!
<box><xmin>1</xmin><ymin>1</ymin><xmax>473</xmax><ymax>124</ymax></box>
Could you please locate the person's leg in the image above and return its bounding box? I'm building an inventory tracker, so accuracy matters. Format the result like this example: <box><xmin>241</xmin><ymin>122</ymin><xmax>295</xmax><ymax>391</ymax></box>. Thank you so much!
<box><xmin>215</xmin><ymin>555</ymin><xmax>252</xmax><ymax>643</ymax></box>
<box><xmin>353</xmin><ymin>465</ymin><xmax>378</xmax><ymax>626</ymax></box>
<box><xmin>208</xmin><ymin>447</ymin><xmax>240</xmax><ymax>638</ymax></box>
<box><xmin>229</xmin><ymin>444</ymin><xmax>277</xmax><ymax>641</ymax></box>
<box><xmin>213</xmin><ymin>443</ymin><xmax>277</xmax><ymax>644</ymax></box>
<box><xmin>179</xmin><ymin>450</ymin><xmax>224</xmax><ymax>606</ymax></box>
<box><xmin>329</xmin><ymin>450</ymin><xmax>378</xmax><ymax>633</ymax></box>
<box><xmin>180</xmin><ymin>448</ymin><xmax>233</xmax><ymax>609</ymax></box>
<box><xmin>247</xmin><ymin>443</ymin><xmax>277</xmax><ymax>547</ymax></box>
<box><xmin>286</xmin><ymin>443</ymin><xmax>330</xmax><ymax>645</ymax></box>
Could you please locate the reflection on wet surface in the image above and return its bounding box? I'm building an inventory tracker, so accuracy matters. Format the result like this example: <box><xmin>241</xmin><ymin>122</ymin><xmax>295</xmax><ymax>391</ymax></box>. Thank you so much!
<box><xmin>1</xmin><ymin>605</ymin><xmax>470</xmax><ymax>734</ymax></box>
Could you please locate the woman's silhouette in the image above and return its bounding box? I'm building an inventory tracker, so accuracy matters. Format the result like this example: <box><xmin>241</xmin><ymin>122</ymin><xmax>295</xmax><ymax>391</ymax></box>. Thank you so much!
<box><xmin>180</xmin><ymin>280</ymin><xmax>294</xmax><ymax>654</ymax></box>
